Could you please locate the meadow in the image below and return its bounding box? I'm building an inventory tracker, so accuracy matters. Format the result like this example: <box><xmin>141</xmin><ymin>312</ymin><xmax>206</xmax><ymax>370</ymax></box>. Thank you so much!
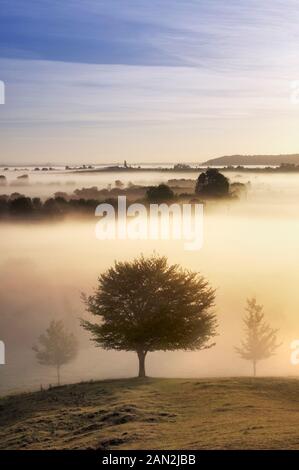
<box><xmin>1</xmin><ymin>377</ymin><xmax>299</xmax><ymax>449</ymax></box>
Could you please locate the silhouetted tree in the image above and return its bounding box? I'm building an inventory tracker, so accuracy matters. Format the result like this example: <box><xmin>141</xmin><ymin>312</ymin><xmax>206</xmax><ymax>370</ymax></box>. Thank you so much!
<box><xmin>0</xmin><ymin>198</ymin><xmax>8</xmax><ymax>216</ymax></box>
<box><xmin>195</xmin><ymin>169</ymin><xmax>229</xmax><ymax>197</ymax></box>
<box><xmin>33</xmin><ymin>320</ymin><xmax>78</xmax><ymax>385</ymax></box>
<box><xmin>32</xmin><ymin>197</ymin><xmax>42</xmax><ymax>211</ymax></box>
<box><xmin>9</xmin><ymin>197</ymin><xmax>33</xmax><ymax>215</ymax></box>
<box><xmin>82</xmin><ymin>254</ymin><xmax>217</xmax><ymax>378</ymax></box>
<box><xmin>235</xmin><ymin>298</ymin><xmax>281</xmax><ymax>377</ymax></box>
<box><xmin>115</xmin><ymin>180</ymin><xmax>124</xmax><ymax>188</ymax></box>
<box><xmin>146</xmin><ymin>184</ymin><xmax>174</xmax><ymax>203</ymax></box>
<box><xmin>43</xmin><ymin>197</ymin><xmax>68</xmax><ymax>216</ymax></box>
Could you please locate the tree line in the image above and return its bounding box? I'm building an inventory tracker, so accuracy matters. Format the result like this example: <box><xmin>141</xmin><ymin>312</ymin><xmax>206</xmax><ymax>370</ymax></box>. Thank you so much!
<box><xmin>0</xmin><ymin>194</ymin><xmax>101</xmax><ymax>219</ymax></box>
<box><xmin>33</xmin><ymin>254</ymin><xmax>281</xmax><ymax>385</ymax></box>
<box><xmin>0</xmin><ymin>170</ymin><xmax>245</xmax><ymax>220</ymax></box>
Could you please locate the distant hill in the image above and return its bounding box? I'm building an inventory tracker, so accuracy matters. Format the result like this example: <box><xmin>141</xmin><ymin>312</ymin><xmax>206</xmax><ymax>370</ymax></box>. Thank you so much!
<box><xmin>203</xmin><ymin>154</ymin><xmax>299</xmax><ymax>166</ymax></box>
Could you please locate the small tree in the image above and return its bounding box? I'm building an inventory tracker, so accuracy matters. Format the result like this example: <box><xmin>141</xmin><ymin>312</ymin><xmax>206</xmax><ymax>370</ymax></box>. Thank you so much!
<box><xmin>82</xmin><ymin>254</ymin><xmax>217</xmax><ymax>378</ymax></box>
<box><xmin>33</xmin><ymin>320</ymin><xmax>78</xmax><ymax>385</ymax></box>
<box><xmin>146</xmin><ymin>184</ymin><xmax>174</xmax><ymax>203</ymax></box>
<box><xmin>235</xmin><ymin>298</ymin><xmax>281</xmax><ymax>377</ymax></box>
<box><xmin>195</xmin><ymin>169</ymin><xmax>229</xmax><ymax>197</ymax></box>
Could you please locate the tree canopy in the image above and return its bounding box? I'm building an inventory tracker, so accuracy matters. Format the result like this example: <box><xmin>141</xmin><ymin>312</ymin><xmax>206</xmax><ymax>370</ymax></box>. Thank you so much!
<box><xmin>82</xmin><ymin>254</ymin><xmax>217</xmax><ymax>377</ymax></box>
<box><xmin>195</xmin><ymin>169</ymin><xmax>229</xmax><ymax>197</ymax></box>
<box><xmin>146</xmin><ymin>184</ymin><xmax>174</xmax><ymax>203</ymax></box>
<box><xmin>235</xmin><ymin>298</ymin><xmax>281</xmax><ymax>376</ymax></box>
<box><xmin>33</xmin><ymin>320</ymin><xmax>78</xmax><ymax>385</ymax></box>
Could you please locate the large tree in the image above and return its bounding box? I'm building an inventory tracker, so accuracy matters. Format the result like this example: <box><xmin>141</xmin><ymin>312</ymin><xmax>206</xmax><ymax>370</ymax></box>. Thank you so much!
<box><xmin>33</xmin><ymin>320</ymin><xmax>78</xmax><ymax>385</ymax></box>
<box><xmin>235</xmin><ymin>298</ymin><xmax>281</xmax><ymax>377</ymax></box>
<box><xmin>82</xmin><ymin>254</ymin><xmax>217</xmax><ymax>377</ymax></box>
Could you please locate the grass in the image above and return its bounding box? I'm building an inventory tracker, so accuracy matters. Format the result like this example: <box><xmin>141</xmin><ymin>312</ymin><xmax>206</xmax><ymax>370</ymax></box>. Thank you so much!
<box><xmin>1</xmin><ymin>377</ymin><xmax>299</xmax><ymax>449</ymax></box>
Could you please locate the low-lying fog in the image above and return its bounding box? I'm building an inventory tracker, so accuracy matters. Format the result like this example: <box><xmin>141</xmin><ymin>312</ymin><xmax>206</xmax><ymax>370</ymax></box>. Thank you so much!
<box><xmin>1</xmin><ymin>169</ymin><xmax>299</xmax><ymax>394</ymax></box>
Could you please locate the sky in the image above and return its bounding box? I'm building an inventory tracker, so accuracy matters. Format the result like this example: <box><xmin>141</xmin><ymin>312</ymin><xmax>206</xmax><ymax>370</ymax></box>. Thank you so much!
<box><xmin>0</xmin><ymin>0</ymin><xmax>299</xmax><ymax>165</ymax></box>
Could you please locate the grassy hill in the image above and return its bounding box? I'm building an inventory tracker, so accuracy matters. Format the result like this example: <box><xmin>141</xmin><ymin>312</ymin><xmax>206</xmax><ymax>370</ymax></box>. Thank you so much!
<box><xmin>1</xmin><ymin>377</ymin><xmax>299</xmax><ymax>450</ymax></box>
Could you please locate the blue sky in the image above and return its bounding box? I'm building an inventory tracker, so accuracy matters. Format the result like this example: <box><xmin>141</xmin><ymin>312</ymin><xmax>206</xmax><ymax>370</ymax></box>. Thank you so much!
<box><xmin>0</xmin><ymin>0</ymin><xmax>299</xmax><ymax>164</ymax></box>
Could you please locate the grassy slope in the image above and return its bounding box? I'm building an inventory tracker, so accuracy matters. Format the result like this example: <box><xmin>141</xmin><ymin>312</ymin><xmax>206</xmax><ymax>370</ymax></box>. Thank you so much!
<box><xmin>1</xmin><ymin>377</ymin><xmax>299</xmax><ymax>450</ymax></box>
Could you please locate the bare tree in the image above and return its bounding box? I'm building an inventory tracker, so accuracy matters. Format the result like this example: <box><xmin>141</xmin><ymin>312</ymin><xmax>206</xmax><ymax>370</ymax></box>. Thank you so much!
<box><xmin>236</xmin><ymin>298</ymin><xmax>281</xmax><ymax>376</ymax></box>
<box><xmin>33</xmin><ymin>320</ymin><xmax>78</xmax><ymax>385</ymax></box>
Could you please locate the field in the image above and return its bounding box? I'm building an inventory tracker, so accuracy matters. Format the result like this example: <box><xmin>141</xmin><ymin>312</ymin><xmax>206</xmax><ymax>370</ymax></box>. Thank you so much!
<box><xmin>1</xmin><ymin>377</ymin><xmax>299</xmax><ymax>450</ymax></box>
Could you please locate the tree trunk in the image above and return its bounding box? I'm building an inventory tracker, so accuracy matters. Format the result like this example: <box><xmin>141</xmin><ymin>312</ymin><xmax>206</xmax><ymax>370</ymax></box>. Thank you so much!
<box><xmin>57</xmin><ymin>364</ymin><xmax>61</xmax><ymax>386</ymax></box>
<box><xmin>253</xmin><ymin>360</ymin><xmax>256</xmax><ymax>377</ymax></box>
<box><xmin>137</xmin><ymin>350</ymin><xmax>147</xmax><ymax>378</ymax></box>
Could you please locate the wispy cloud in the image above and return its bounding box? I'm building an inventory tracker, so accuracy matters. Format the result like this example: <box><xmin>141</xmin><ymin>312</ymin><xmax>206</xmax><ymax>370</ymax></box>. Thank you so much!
<box><xmin>1</xmin><ymin>1</ymin><xmax>299</xmax><ymax>163</ymax></box>
<box><xmin>1</xmin><ymin>0</ymin><xmax>299</xmax><ymax>70</ymax></box>
<box><xmin>0</xmin><ymin>58</ymin><xmax>289</xmax><ymax>127</ymax></box>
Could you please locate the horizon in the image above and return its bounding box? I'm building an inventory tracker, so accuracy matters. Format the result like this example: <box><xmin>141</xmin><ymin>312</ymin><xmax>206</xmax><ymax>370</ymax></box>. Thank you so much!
<box><xmin>3</xmin><ymin>152</ymin><xmax>299</xmax><ymax>168</ymax></box>
<box><xmin>1</xmin><ymin>1</ymin><xmax>299</xmax><ymax>164</ymax></box>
